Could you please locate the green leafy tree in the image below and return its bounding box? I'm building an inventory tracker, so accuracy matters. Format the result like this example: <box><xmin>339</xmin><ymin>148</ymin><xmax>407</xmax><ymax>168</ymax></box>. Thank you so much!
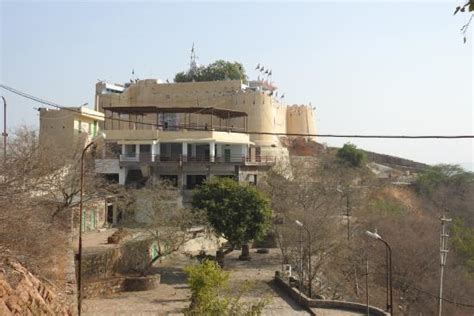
<box><xmin>415</xmin><ymin>164</ymin><xmax>473</xmax><ymax>196</ymax></box>
<box><xmin>191</xmin><ymin>178</ymin><xmax>271</xmax><ymax>260</ymax></box>
<box><xmin>451</xmin><ymin>218</ymin><xmax>474</xmax><ymax>273</ymax></box>
<box><xmin>336</xmin><ymin>143</ymin><xmax>367</xmax><ymax>167</ymax></box>
<box><xmin>174</xmin><ymin>60</ymin><xmax>247</xmax><ymax>83</ymax></box>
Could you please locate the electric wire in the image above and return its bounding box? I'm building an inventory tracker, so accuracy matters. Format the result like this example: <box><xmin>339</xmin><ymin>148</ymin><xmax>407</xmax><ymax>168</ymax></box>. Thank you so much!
<box><xmin>1</xmin><ymin>84</ymin><xmax>473</xmax><ymax>139</ymax></box>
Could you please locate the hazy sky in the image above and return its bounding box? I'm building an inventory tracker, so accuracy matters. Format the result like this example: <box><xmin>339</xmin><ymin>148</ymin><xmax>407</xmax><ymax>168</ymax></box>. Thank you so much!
<box><xmin>1</xmin><ymin>0</ymin><xmax>472</xmax><ymax>166</ymax></box>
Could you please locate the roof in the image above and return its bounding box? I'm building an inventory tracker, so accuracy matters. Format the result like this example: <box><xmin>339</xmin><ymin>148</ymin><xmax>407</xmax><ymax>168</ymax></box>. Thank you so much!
<box><xmin>102</xmin><ymin>106</ymin><xmax>247</xmax><ymax>119</ymax></box>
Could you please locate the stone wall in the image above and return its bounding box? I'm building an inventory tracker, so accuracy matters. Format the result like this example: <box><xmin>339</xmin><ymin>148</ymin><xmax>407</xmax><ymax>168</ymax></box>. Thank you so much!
<box><xmin>82</xmin><ymin>275</ymin><xmax>160</xmax><ymax>299</ymax></box>
<box><xmin>82</xmin><ymin>238</ymin><xmax>154</xmax><ymax>281</ymax></box>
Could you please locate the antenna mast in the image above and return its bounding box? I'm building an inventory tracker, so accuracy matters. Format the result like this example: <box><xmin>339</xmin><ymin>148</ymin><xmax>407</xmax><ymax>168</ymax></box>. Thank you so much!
<box><xmin>189</xmin><ymin>43</ymin><xmax>198</xmax><ymax>74</ymax></box>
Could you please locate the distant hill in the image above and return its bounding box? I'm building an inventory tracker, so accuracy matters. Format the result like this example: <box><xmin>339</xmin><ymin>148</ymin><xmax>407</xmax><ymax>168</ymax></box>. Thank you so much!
<box><xmin>361</xmin><ymin>150</ymin><xmax>428</xmax><ymax>172</ymax></box>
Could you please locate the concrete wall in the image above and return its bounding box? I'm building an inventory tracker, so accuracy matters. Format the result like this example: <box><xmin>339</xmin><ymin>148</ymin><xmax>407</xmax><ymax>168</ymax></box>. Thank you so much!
<box><xmin>73</xmin><ymin>199</ymin><xmax>107</xmax><ymax>232</ymax></box>
<box><xmin>273</xmin><ymin>276</ymin><xmax>389</xmax><ymax>316</ymax></box>
<box><xmin>105</xmin><ymin>129</ymin><xmax>250</xmax><ymax>145</ymax></box>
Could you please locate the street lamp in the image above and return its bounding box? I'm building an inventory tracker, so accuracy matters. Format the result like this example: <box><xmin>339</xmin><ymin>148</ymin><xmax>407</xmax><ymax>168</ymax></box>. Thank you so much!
<box><xmin>366</xmin><ymin>230</ymin><xmax>393</xmax><ymax>314</ymax></box>
<box><xmin>295</xmin><ymin>220</ymin><xmax>312</xmax><ymax>298</ymax></box>
<box><xmin>78</xmin><ymin>132</ymin><xmax>105</xmax><ymax>316</ymax></box>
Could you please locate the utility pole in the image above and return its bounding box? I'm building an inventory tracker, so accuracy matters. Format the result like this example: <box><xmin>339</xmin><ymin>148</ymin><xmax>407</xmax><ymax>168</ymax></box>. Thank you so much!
<box><xmin>1</xmin><ymin>96</ymin><xmax>7</xmax><ymax>162</ymax></box>
<box><xmin>438</xmin><ymin>215</ymin><xmax>452</xmax><ymax>316</ymax></box>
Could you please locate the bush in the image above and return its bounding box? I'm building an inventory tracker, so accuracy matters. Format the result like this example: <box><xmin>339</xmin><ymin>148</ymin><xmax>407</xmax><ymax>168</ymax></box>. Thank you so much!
<box><xmin>336</xmin><ymin>143</ymin><xmax>367</xmax><ymax>167</ymax></box>
<box><xmin>184</xmin><ymin>260</ymin><xmax>267</xmax><ymax>315</ymax></box>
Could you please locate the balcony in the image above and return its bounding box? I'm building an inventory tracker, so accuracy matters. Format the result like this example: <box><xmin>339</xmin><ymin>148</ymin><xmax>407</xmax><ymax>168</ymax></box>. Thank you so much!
<box><xmin>118</xmin><ymin>153</ymin><xmax>276</xmax><ymax>166</ymax></box>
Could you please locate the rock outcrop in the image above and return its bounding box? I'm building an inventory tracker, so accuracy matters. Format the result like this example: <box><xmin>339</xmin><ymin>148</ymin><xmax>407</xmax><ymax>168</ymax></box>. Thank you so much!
<box><xmin>0</xmin><ymin>249</ymin><xmax>73</xmax><ymax>315</ymax></box>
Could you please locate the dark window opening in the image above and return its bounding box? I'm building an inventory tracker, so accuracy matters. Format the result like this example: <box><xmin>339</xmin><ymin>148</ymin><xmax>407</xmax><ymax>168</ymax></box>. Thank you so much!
<box><xmin>186</xmin><ymin>175</ymin><xmax>207</xmax><ymax>189</ymax></box>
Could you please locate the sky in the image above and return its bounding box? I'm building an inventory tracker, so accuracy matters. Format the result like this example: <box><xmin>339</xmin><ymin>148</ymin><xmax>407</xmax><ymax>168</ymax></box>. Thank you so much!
<box><xmin>0</xmin><ymin>0</ymin><xmax>472</xmax><ymax>167</ymax></box>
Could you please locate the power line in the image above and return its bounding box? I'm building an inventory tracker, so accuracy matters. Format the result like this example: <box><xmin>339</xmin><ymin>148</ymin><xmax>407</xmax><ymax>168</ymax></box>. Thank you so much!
<box><xmin>1</xmin><ymin>84</ymin><xmax>473</xmax><ymax>140</ymax></box>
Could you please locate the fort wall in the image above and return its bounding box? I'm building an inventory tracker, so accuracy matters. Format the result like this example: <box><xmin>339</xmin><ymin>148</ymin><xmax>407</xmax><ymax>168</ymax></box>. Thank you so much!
<box><xmin>96</xmin><ymin>79</ymin><xmax>316</xmax><ymax>148</ymax></box>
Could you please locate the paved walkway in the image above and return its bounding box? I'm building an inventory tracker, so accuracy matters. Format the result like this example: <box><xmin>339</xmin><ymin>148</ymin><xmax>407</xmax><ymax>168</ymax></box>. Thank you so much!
<box><xmin>83</xmin><ymin>248</ymin><xmax>310</xmax><ymax>315</ymax></box>
<box><xmin>311</xmin><ymin>309</ymin><xmax>365</xmax><ymax>315</ymax></box>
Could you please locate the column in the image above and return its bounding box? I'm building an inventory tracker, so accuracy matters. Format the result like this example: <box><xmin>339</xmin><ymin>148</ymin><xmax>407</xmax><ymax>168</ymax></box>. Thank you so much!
<box><xmin>135</xmin><ymin>144</ymin><xmax>140</xmax><ymax>161</ymax></box>
<box><xmin>241</xmin><ymin>144</ymin><xmax>247</xmax><ymax>162</ymax></box>
<box><xmin>119</xmin><ymin>167</ymin><xmax>127</xmax><ymax>185</ymax></box>
<box><xmin>182</xmin><ymin>142</ymin><xmax>188</xmax><ymax>162</ymax></box>
<box><xmin>209</xmin><ymin>141</ymin><xmax>215</xmax><ymax>162</ymax></box>
<box><xmin>121</xmin><ymin>144</ymin><xmax>126</xmax><ymax>159</ymax></box>
<box><xmin>151</xmin><ymin>143</ymin><xmax>155</xmax><ymax>162</ymax></box>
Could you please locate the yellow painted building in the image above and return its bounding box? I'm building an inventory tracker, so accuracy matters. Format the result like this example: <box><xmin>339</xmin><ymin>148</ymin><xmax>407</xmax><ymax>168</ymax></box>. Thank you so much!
<box><xmin>39</xmin><ymin>106</ymin><xmax>104</xmax><ymax>158</ymax></box>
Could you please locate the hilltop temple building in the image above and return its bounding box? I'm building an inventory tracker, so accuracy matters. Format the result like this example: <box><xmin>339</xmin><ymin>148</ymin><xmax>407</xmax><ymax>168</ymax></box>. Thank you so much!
<box><xmin>39</xmin><ymin>57</ymin><xmax>316</xmax><ymax>191</ymax></box>
<box><xmin>93</xmin><ymin>76</ymin><xmax>316</xmax><ymax>188</ymax></box>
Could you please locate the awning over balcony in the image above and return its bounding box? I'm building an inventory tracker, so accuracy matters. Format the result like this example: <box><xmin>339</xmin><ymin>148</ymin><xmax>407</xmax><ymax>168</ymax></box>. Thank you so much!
<box><xmin>102</xmin><ymin>106</ymin><xmax>247</xmax><ymax>119</ymax></box>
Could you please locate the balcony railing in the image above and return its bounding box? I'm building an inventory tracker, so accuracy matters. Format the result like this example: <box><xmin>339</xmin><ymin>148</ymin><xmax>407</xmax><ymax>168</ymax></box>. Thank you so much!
<box><xmin>117</xmin><ymin>153</ymin><xmax>276</xmax><ymax>165</ymax></box>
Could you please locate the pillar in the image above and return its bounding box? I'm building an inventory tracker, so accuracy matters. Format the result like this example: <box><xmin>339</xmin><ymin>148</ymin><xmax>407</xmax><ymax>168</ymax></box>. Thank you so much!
<box><xmin>209</xmin><ymin>141</ymin><xmax>215</xmax><ymax>162</ymax></box>
<box><xmin>121</xmin><ymin>144</ymin><xmax>126</xmax><ymax>157</ymax></box>
<box><xmin>135</xmin><ymin>144</ymin><xmax>140</xmax><ymax>160</ymax></box>
<box><xmin>151</xmin><ymin>143</ymin><xmax>155</xmax><ymax>162</ymax></box>
<box><xmin>119</xmin><ymin>167</ymin><xmax>127</xmax><ymax>185</ymax></box>
<box><xmin>182</xmin><ymin>142</ymin><xmax>188</xmax><ymax>162</ymax></box>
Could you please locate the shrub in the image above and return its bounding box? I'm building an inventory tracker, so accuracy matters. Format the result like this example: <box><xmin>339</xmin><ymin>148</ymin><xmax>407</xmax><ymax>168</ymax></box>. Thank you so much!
<box><xmin>336</xmin><ymin>143</ymin><xmax>367</xmax><ymax>167</ymax></box>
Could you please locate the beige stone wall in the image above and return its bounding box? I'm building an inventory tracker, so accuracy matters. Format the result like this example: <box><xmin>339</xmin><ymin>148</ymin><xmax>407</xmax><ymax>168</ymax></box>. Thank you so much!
<box><xmin>97</xmin><ymin>79</ymin><xmax>316</xmax><ymax>148</ymax></box>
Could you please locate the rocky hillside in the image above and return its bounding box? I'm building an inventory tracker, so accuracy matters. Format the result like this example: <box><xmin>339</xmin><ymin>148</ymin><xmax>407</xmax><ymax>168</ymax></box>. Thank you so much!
<box><xmin>0</xmin><ymin>248</ymin><xmax>74</xmax><ymax>315</ymax></box>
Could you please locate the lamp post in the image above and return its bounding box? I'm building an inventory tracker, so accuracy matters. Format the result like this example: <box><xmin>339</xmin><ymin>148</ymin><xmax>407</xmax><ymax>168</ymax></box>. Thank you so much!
<box><xmin>366</xmin><ymin>230</ymin><xmax>393</xmax><ymax>315</ymax></box>
<box><xmin>295</xmin><ymin>220</ymin><xmax>312</xmax><ymax>298</ymax></box>
<box><xmin>78</xmin><ymin>133</ymin><xmax>105</xmax><ymax>316</ymax></box>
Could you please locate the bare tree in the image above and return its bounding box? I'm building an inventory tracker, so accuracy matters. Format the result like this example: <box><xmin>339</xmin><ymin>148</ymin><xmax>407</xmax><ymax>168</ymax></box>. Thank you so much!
<box><xmin>122</xmin><ymin>180</ymin><xmax>208</xmax><ymax>264</ymax></box>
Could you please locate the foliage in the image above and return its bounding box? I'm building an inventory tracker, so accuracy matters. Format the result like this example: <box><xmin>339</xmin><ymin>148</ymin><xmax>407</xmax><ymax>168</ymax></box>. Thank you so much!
<box><xmin>184</xmin><ymin>260</ymin><xmax>267</xmax><ymax>315</ymax></box>
<box><xmin>451</xmin><ymin>218</ymin><xmax>474</xmax><ymax>273</ymax></box>
<box><xmin>415</xmin><ymin>164</ymin><xmax>474</xmax><ymax>196</ymax></box>
<box><xmin>336</xmin><ymin>143</ymin><xmax>367</xmax><ymax>167</ymax></box>
<box><xmin>174</xmin><ymin>60</ymin><xmax>247</xmax><ymax>83</ymax></box>
<box><xmin>191</xmin><ymin>178</ymin><xmax>272</xmax><ymax>252</ymax></box>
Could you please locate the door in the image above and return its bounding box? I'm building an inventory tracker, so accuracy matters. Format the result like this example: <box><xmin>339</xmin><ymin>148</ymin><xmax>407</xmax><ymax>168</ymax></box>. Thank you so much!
<box><xmin>224</xmin><ymin>149</ymin><xmax>231</xmax><ymax>162</ymax></box>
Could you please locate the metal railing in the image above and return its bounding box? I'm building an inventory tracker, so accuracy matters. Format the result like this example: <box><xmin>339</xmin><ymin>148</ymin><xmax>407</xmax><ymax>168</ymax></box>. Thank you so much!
<box><xmin>117</xmin><ymin>153</ymin><xmax>276</xmax><ymax>165</ymax></box>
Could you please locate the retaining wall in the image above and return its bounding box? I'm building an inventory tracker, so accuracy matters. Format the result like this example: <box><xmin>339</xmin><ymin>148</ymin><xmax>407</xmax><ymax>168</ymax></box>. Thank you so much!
<box><xmin>273</xmin><ymin>275</ymin><xmax>389</xmax><ymax>316</ymax></box>
<box><xmin>83</xmin><ymin>275</ymin><xmax>160</xmax><ymax>298</ymax></box>
<box><xmin>82</xmin><ymin>238</ymin><xmax>154</xmax><ymax>280</ymax></box>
